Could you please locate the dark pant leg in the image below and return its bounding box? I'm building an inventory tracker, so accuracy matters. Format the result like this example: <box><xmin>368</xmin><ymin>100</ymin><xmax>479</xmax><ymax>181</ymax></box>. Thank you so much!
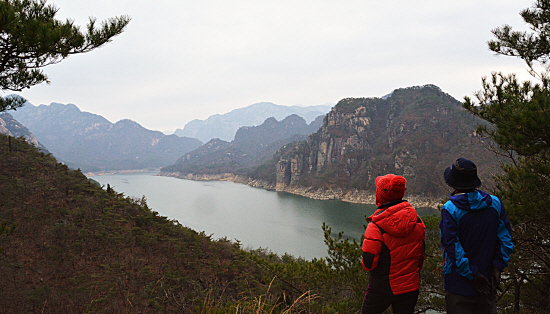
<box><xmin>391</xmin><ymin>290</ymin><xmax>420</xmax><ymax>314</ymax></box>
<box><xmin>445</xmin><ymin>291</ymin><xmax>496</xmax><ymax>314</ymax></box>
<box><xmin>361</xmin><ymin>287</ymin><xmax>392</xmax><ymax>314</ymax></box>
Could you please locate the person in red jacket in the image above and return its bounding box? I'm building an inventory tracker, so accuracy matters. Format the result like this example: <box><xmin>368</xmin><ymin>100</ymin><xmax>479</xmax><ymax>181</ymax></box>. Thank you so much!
<box><xmin>361</xmin><ymin>174</ymin><xmax>426</xmax><ymax>314</ymax></box>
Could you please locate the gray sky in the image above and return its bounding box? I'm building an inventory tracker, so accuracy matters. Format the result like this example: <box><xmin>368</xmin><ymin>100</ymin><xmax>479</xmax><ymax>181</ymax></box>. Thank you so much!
<box><xmin>15</xmin><ymin>0</ymin><xmax>534</xmax><ymax>133</ymax></box>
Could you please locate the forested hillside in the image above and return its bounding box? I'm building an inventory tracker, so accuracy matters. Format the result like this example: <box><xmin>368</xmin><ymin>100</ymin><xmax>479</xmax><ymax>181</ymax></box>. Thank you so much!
<box><xmin>0</xmin><ymin>134</ymin><xmax>256</xmax><ymax>312</ymax></box>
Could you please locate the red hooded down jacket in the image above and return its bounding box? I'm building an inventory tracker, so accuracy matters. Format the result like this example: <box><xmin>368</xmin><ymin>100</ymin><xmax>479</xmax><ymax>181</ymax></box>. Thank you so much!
<box><xmin>361</xmin><ymin>200</ymin><xmax>425</xmax><ymax>295</ymax></box>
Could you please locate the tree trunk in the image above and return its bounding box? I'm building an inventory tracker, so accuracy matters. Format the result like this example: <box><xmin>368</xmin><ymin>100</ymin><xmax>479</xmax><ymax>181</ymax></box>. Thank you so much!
<box><xmin>514</xmin><ymin>275</ymin><xmax>522</xmax><ymax>313</ymax></box>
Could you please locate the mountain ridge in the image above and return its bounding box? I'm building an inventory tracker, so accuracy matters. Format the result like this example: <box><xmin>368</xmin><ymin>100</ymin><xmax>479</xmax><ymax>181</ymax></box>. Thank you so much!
<box><xmin>174</xmin><ymin>102</ymin><xmax>332</xmax><ymax>142</ymax></box>
<box><xmin>9</xmin><ymin>102</ymin><xmax>203</xmax><ymax>172</ymax></box>
<box><xmin>162</xmin><ymin>114</ymin><xmax>324</xmax><ymax>176</ymax></box>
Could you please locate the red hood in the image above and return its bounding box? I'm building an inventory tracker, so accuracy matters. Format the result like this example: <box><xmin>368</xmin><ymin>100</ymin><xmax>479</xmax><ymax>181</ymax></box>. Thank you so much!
<box><xmin>367</xmin><ymin>201</ymin><xmax>418</xmax><ymax>237</ymax></box>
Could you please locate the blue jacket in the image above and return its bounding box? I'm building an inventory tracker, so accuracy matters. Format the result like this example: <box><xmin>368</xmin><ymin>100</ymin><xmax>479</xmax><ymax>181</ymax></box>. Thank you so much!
<box><xmin>439</xmin><ymin>190</ymin><xmax>513</xmax><ymax>296</ymax></box>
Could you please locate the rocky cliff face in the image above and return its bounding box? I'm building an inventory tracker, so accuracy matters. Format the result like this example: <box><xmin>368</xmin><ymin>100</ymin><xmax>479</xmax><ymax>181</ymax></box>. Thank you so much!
<box><xmin>0</xmin><ymin>113</ymin><xmax>48</xmax><ymax>151</ymax></box>
<box><xmin>274</xmin><ymin>85</ymin><xmax>499</xmax><ymax>199</ymax></box>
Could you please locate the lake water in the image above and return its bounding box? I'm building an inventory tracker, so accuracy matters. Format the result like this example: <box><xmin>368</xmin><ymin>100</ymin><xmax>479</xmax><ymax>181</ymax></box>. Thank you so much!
<box><xmin>90</xmin><ymin>172</ymin><xmax>435</xmax><ymax>260</ymax></box>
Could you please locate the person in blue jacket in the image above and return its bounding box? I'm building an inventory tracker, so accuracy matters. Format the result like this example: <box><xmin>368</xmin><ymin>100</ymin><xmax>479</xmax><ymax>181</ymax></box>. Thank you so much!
<box><xmin>439</xmin><ymin>158</ymin><xmax>513</xmax><ymax>314</ymax></box>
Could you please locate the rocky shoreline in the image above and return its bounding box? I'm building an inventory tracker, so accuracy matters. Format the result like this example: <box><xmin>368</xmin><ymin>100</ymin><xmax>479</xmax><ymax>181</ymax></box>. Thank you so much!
<box><xmin>85</xmin><ymin>168</ymin><xmax>160</xmax><ymax>177</ymax></box>
<box><xmin>157</xmin><ymin>171</ymin><xmax>441</xmax><ymax>209</ymax></box>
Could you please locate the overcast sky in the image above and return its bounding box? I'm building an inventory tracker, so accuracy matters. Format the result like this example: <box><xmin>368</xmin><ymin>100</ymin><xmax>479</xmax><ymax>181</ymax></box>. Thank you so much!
<box><xmin>13</xmin><ymin>0</ymin><xmax>535</xmax><ymax>133</ymax></box>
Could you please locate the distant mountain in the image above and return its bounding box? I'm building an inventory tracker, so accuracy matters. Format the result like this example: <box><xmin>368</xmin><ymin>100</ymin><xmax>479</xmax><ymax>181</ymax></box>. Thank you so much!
<box><xmin>162</xmin><ymin>114</ymin><xmax>324</xmax><ymax>176</ymax></box>
<box><xmin>9</xmin><ymin>102</ymin><xmax>203</xmax><ymax>172</ymax></box>
<box><xmin>0</xmin><ymin>112</ymin><xmax>48</xmax><ymax>152</ymax></box>
<box><xmin>233</xmin><ymin>114</ymin><xmax>323</xmax><ymax>155</ymax></box>
<box><xmin>174</xmin><ymin>102</ymin><xmax>333</xmax><ymax>142</ymax></box>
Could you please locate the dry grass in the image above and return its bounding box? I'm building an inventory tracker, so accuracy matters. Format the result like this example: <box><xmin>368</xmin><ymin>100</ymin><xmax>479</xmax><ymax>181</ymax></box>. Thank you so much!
<box><xmin>199</xmin><ymin>277</ymin><xmax>320</xmax><ymax>314</ymax></box>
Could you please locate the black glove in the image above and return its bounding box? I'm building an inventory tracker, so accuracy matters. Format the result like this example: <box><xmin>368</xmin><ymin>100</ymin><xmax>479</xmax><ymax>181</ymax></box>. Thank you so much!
<box><xmin>471</xmin><ymin>272</ymin><xmax>492</xmax><ymax>297</ymax></box>
<box><xmin>491</xmin><ymin>267</ymin><xmax>502</xmax><ymax>292</ymax></box>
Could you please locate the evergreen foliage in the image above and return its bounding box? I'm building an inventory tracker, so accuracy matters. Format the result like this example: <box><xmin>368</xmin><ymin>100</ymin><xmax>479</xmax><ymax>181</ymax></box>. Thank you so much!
<box><xmin>463</xmin><ymin>0</ymin><xmax>550</xmax><ymax>311</ymax></box>
<box><xmin>0</xmin><ymin>0</ymin><xmax>129</xmax><ymax>112</ymax></box>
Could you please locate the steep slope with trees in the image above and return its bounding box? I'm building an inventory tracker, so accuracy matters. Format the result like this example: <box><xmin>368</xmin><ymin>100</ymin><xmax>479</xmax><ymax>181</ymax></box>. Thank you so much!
<box><xmin>0</xmin><ymin>133</ymin><xmax>260</xmax><ymax>312</ymax></box>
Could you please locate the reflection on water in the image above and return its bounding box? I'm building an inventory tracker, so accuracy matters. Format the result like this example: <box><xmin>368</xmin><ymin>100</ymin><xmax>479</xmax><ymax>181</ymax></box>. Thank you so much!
<box><xmin>193</xmin><ymin>194</ymin><xmax>217</xmax><ymax>217</ymax></box>
<box><xmin>90</xmin><ymin>172</ymin><xmax>437</xmax><ymax>260</ymax></box>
